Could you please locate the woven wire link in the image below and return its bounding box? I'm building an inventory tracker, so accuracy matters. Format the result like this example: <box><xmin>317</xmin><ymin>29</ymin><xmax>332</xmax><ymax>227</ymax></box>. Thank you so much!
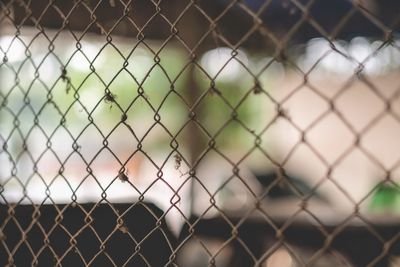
<box><xmin>1</xmin><ymin>0</ymin><xmax>400</xmax><ymax>266</ymax></box>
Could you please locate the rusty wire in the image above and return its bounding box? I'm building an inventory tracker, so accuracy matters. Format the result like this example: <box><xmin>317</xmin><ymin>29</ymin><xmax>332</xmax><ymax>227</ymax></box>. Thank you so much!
<box><xmin>1</xmin><ymin>0</ymin><xmax>400</xmax><ymax>266</ymax></box>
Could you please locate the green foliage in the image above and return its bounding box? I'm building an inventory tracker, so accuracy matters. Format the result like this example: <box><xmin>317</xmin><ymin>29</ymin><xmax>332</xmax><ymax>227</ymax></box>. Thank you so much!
<box><xmin>370</xmin><ymin>184</ymin><xmax>400</xmax><ymax>213</ymax></box>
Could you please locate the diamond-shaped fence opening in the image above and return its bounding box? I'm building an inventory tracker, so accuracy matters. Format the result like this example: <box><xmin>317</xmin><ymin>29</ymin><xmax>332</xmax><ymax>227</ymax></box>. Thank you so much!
<box><xmin>2</xmin><ymin>0</ymin><xmax>400</xmax><ymax>266</ymax></box>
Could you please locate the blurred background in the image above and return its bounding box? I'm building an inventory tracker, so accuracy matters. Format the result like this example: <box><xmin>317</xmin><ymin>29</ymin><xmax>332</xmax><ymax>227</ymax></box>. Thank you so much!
<box><xmin>1</xmin><ymin>0</ymin><xmax>400</xmax><ymax>266</ymax></box>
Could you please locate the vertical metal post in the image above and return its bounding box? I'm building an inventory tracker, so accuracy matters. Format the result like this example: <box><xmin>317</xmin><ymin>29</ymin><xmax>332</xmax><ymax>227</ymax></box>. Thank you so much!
<box><xmin>177</xmin><ymin>2</ymin><xmax>208</xmax><ymax>216</ymax></box>
<box><xmin>0</xmin><ymin>2</ymin><xmax>14</xmax><ymax>34</ymax></box>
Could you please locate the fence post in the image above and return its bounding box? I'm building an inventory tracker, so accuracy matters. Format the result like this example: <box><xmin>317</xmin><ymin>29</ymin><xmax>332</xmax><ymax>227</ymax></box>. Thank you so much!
<box><xmin>0</xmin><ymin>2</ymin><xmax>14</xmax><ymax>34</ymax></box>
<box><xmin>177</xmin><ymin>2</ymin><xmax>208</xmax><ymax>216</ymax></box>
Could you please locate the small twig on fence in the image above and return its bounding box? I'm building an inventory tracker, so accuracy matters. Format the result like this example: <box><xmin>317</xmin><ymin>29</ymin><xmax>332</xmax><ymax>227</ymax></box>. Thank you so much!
<box><xmin>104</xmin><ymin>91</ymin><xmax>117</xmax><ymax>109</ymax></box>
<box><xmin>60</xmin><ymin>68</ymin><xmax>71</xmax><ymax>94</ymax></box>
<box><xmin>174</xmin><ymin>154</ymin><xmax>182</xmax><ymax>170</ymax></box>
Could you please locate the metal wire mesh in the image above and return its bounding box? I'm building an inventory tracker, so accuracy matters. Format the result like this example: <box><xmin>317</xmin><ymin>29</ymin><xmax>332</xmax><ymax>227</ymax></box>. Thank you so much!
<box><xmin>1</xmin><ymin>0</ymin><xmax>400</xmax><ymax>266</ymax></box>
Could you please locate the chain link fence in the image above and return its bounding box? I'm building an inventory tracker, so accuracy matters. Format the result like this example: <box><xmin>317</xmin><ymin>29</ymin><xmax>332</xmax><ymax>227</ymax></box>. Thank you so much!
<box><xmin>1</xmin><ymin>0</ymin><xmax>400</xmax><ymax>266</ymax></box>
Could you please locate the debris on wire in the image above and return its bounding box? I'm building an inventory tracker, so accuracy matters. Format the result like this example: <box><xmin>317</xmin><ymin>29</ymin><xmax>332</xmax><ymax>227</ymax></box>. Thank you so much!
<box><xmin>118</xmin><ymin>171</ymin><xmax>129</xmax><ymax>183</ymax></box>
<box><xmin>174</xmin><ymin>154</ymin><xmax>182</xmax><ymax>170</ymax></box>
<box><xmin>104</xmin><ymin>91</ymin><xmax>117</xmax><ymax>109</ymax></box>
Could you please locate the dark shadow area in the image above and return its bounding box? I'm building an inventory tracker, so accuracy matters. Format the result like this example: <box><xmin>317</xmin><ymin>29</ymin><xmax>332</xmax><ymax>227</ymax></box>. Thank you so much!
<box><xmin>0</xmin><ymin>202</ymin><xmax>176</xmax><ymax>266</ymax></box>
<box><xmin>6</xmin><ymin>0</ymin><xmax>400</xmax><ymax>50</ymax></box>
<box><xmin>179</xmin><ymin>215</ymin><xmax>400</xmax><ymax>267</ymax></box>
